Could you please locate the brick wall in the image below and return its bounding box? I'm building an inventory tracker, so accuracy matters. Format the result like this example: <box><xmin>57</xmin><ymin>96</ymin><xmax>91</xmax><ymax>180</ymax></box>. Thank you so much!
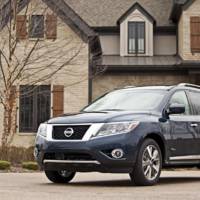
<box><xmin>92</xmin><ymin>73</ymin><xmax>196</xmax><ymax>99</ymax></box>
<box><xmin>0</xmin><ymin>0</ymin><xmax>89</xmax><ymax>147</ymax></box>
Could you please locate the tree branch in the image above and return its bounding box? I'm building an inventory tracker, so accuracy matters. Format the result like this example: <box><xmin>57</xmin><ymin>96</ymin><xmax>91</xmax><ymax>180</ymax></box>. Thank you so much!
<box><xmin>0</xmin><ymin>51</ymin><xmax>8</xmax><ymax>90</ymax></box>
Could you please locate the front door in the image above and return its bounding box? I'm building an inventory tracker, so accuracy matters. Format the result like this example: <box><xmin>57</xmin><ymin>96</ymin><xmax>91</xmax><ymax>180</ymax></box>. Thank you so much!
<box><xmin>168</xmin><ymin>90</ymin><xmax>199</xmax><ymax>159</ymax></box>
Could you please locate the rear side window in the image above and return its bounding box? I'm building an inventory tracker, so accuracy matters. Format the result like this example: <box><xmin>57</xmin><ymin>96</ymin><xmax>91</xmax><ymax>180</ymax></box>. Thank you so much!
<box><xmin>188</xmin><ymin>91</ymin><xmax>200</xmax><ymax>115</ymax></box>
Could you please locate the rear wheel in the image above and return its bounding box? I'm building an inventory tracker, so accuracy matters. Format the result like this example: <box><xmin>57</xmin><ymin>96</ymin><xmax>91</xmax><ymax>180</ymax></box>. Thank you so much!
<box><xmin>130</xmin><ymin>139</ymin><xmax>162</xmax><ymax>186</ymax></box>
<box><xmin>45</xmin><ymin>170</ymin><xmax>76</xmax><ymax>183</ymax></box>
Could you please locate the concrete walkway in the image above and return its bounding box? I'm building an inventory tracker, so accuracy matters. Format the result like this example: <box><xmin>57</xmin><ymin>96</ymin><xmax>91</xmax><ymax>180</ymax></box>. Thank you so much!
<box><xmin>0</xmin><ymin>171</ymin><xmax>200</xmax><ymax>200</ymax></box>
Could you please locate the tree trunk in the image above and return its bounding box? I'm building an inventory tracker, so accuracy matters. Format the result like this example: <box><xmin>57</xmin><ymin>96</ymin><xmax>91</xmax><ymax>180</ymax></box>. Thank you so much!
<box><xmin>1</xmin><ymin>87</ymin><xmax>17</xmax><ymax>148</ymax></box>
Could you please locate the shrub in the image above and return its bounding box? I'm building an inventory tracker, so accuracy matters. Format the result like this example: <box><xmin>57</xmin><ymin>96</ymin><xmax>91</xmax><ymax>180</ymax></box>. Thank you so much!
<box><xmin>22</xmin><ymin>162</ymin><xmax>39</xmax><ymax>170</ymax></box>
<box><xmin>0</xmin><ymin>160</ymin><xmax>11</xmax><ymax>170</ymax></box>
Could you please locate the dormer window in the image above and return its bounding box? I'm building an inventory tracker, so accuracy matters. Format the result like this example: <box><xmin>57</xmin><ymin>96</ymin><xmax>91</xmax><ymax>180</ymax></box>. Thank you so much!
<box><xmin>128</xmin><ymin>22</ymin><xmax>145</xmax><ymax>54</ymax></box>
<box><xmin>118</xmin><ymin>2</ymin><xmax>155</xmax><ymax>57</ymax></box>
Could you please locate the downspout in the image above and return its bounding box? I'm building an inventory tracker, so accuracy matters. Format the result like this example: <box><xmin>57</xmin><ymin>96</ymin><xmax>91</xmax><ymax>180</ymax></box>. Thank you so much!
<box><xmin>176</xmin><ymin>24</ymin><xmax>179</xmax><ymax>56</ymax></box>
<box><xmin>88</xmin><ymin>36</ymin><xmax>103</xmax><ymax>103</ymax></box>
<box><xmin>88</xmin><ymin>41</ymin><xmax>93</xmax><ymax>104</ymax></box>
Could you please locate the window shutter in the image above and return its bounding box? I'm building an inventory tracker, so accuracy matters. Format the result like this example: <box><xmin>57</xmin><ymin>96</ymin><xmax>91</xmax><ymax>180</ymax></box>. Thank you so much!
<box><xmin>52</xmin><ymin>85</ymin><xmax>64</xmax><ymax>117</ymax></box>
<box><xmin>46</xmin><ymin>14</ymin><xmax>57</xmax><ymax>39</ymax></box>
<box><xmin>16</xmin><ymin>15</ymin><xmax>27</xmax><ymax>39</ymax></box>
<box><xmin>191</xmin><ymin>17</ymin><xmax>200</xmax><ymax>53</ymax></box>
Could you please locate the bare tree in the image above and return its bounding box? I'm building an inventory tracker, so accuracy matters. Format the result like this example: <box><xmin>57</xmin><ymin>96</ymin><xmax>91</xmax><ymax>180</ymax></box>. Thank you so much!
<box><xmin>0</xmin><ymin>0</ymin><xmax>105</xmax><ymax>148</ymax></box>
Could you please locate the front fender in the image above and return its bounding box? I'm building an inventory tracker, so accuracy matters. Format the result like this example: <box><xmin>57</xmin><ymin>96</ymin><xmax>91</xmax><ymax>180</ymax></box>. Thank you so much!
<box><xmin>134</xmin><ymin>122</ymin><xmax>169</xmax><ymax>164</ymax></box>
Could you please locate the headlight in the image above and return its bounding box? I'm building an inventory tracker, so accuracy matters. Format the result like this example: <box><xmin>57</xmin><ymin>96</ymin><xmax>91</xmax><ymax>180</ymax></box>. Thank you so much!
<box><xmin>37</xmin><ymin>123</ymin><xmax>47</xmax><ymax>137</ymax></box>
<box><xmin>92</xmin><ymin>121</ymin><xmax>139</xmax><ymax>138</ymax></box>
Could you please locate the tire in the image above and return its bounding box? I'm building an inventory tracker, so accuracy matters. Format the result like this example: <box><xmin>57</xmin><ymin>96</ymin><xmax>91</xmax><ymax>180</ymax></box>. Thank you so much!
<box><xmin>130</xmin><ymin>139</ymin><xmax>162</xmax><ymax>186</ymax></box>
<box><xmin>45</xmin><ymin>170</ymin><xmax>76</xmax><ymax>184</ymax></box>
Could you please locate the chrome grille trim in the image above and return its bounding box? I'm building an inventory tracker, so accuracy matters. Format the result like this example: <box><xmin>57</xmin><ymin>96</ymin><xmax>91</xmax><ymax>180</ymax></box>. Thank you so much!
<box><xmin>45</xmin><ymin>123</ymin><xmax>104</xmax><ymax>142</ymax></box>
<box><xmin>43</xmin><ymin>159</ymin><xmax>100</xmax><ymax>165</ymax></box>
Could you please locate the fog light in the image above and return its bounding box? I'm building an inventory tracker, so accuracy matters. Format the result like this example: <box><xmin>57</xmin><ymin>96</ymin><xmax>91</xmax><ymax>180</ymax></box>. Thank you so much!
<box><xmin>111</xmin><ymin>149</ymin><xmax>124</xmax><ymax>159</ymax></box>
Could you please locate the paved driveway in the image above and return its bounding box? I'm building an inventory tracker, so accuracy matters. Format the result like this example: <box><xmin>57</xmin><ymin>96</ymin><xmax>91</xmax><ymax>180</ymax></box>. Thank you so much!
<box><xmin>0</xmin><ymin>171</ymin><xmax>200</xmax><ymax>200</ymax></box>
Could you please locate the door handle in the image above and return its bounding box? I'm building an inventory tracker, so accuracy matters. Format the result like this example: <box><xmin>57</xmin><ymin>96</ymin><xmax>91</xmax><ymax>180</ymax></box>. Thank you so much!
<box><xmin>190</xmin><ymin>123</ymin><xmax>198</xmax><ymax>127</ymax></box>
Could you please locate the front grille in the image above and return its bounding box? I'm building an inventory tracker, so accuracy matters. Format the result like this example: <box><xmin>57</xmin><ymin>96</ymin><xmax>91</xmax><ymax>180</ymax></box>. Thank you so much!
<box><xmin>52</xmin><ymin>125</ymin><xmax>90</xmax><ymax>140</ymax></box>
<box><xmin>44</xmin><ymin>153</ymin><xmax>95</xmax><ymax>161</ymax></box>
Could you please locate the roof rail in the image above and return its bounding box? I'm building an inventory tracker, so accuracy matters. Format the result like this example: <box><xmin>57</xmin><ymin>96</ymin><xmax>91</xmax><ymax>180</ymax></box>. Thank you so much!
<box><xmin>123</xmin><ymin>86</ymin><xmax>136</xmax><ymax>89</ymax></box>
<box><xmin>178</xmin><ymin>83</ymin><xmax>200</xmax><ymax>89</ymax></box>
<box><xmin>113</xmin><ymin>85</ymin><xmax>136</xmax><ymax>91</ymax></box>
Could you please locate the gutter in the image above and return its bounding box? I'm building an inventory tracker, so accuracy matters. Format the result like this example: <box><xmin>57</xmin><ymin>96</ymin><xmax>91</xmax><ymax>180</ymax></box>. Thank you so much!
<box><xmin>169</xmin><ymin>0</ymin><xmax>195</xmax><ymax>23</ymax></box>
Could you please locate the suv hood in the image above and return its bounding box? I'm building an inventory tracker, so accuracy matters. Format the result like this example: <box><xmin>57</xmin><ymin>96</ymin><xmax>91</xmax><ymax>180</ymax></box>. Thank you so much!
<box><xmin>47</xmin><ymin>111</ymin><xmax>159</xmax><ymax>124</ymax></box>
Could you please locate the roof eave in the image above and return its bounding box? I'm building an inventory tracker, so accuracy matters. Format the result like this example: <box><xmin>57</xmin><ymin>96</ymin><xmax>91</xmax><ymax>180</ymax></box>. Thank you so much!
<box><xmin>42</xmin><ymin>0</ymin><xmax>96</xmax><ymax>42</ymax></box>
<box><xmin>99</xmin><ymin>64</ymin><xmax>200</xmax><ymax>73</ymax></box>
<box><xmin>170</xmin><ymin>0</ymin><xmax>195</xmax><ymax>23</ymax></box>
<box><xmin>117</xmin><ymin>2</ymin><xmax>156</xmax><ymax>26</ymax></box>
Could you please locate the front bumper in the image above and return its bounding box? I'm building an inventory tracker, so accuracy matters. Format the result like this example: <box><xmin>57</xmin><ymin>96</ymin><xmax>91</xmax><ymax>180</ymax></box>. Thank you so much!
<box><xmin>35</xmin><ymin>132</ymin><xmax>139</xmax><ymax>173</ymax></box>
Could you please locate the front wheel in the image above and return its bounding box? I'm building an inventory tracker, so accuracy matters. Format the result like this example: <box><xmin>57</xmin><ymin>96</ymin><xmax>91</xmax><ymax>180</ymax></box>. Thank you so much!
<box><xmin>130</xmin><ymin>139</ymin><xmax>162</xmax><ymax>186</ymax></box>
<box><xmin>45</xmin><ymin>170</ymin><xmax>76</xmax><ymax>183</ymax></box>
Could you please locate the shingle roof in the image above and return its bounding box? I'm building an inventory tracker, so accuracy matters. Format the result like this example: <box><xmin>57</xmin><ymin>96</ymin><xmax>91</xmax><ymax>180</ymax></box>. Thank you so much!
<box><xmin>64</xmin><ymin>0</ymin><xmax>174</xmax><ymax>27</ymax></box>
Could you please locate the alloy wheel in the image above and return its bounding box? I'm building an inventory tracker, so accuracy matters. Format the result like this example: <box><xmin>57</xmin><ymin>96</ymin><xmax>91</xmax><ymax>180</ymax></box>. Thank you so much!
<box><xmin>142</xmin><ymin>145</ymin><xmax>161</xmax><ymax>181</ymax></box>
<box><xmin>59</xmin><ymin>170</ymin><xmax>73</xmax><ymax>178</ymax></box>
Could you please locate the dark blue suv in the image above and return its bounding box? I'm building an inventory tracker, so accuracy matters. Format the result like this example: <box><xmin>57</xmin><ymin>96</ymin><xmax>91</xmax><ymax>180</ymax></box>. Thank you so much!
<box><xmin>35</xmin><ymin>83</ymin><xmax>200</xmax><ymax>186</ymax></box>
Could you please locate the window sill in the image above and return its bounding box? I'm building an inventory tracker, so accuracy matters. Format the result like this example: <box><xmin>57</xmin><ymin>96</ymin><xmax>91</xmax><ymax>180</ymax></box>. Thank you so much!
<box><xmin>123</xmin><ymin>54</ymin><xmax>150</xmax><ymax>57</ymax></box>
<box><xmin>28</xmin><ymin>37</ymin><xmax>57</xmax><ymax>41</ymax></box>
<box><xmin>28</xmin><ymin>38</ymin><xmax>45</xmax><ymax>41</ymax></box>
<box><xmin>191</xmin><ymin>51</ymin><xmax>200</xmax><ymax>54</ymax></box>
<box><xmin>17</xmin><ymin>132</ymin><xmax>37</xmax><ymax>136</ymax></box>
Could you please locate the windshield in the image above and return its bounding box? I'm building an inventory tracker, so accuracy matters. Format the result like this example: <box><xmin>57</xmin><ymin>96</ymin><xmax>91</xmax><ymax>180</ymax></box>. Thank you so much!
<box><xmin>84</xmin><ymin>89</ymin><xmax>167</xmax><ymax>112</ymax></box>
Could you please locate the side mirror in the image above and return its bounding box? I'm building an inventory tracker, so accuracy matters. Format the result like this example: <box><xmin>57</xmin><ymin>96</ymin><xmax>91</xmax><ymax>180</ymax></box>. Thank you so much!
<box><xmin>167</xmin><ymin>103</ymin><xmax>185</xmax><ymax>115</ymax></box>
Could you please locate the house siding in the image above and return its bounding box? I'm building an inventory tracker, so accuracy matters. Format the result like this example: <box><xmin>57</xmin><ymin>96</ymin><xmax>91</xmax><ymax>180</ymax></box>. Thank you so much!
<box><xmin>100</xmin><ymin>35</ymin><xmax>120</xmax><ymax>55</ymax></box>
<box><xmin>154</xmin><ymin>35</ymin><xmax>177</xmax><ymax>55</ymax></box>
<box><xmin>100</xmin><ymin>34</ymin><xmax>177</xmax><ymax>56</ymax></box>
<box><xmin>178</xmin><ymin>0</ymin><xmax>200</xmax><ymax>60</ymax></box>
<box><xmin>0</xmin><ymin>0</ymin><xmax>89</xmax><ymax>147</ymax></box>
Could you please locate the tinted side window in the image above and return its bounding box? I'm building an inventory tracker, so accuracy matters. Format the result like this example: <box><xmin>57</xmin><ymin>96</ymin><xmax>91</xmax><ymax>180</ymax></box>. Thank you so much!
<box><xmin>188</xmin><ymin>91</ymin><xmax>200</xmax><ymax>115</ymax></box>
<box><xmin>169</xmin><ymin>91</ymin><xmax>190</xmax><ymax>115</ymax></box>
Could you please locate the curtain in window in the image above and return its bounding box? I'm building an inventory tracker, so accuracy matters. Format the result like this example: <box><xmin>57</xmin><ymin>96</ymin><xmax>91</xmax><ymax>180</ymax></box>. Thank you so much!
<box><xmin>128</xmin><ymin>23</ymin><xmax>136</xmax><ymax>54</ymax></box>
<box><xmin>137</xmin><ymin>22</ymin><xmax>145</xmax><ymax>54</ymax></box>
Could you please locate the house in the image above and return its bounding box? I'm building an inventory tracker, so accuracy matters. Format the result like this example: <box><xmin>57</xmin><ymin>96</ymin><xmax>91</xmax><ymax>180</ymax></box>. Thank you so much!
<box><xmin>88</xmin><ymin>0</ymin><xmax>200</xmax><ymax>98</ymax></box>
<box><xmin>0</xmin><ymin>0</ymin><xmax>200</xmax><ymax>147</ymax></box>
